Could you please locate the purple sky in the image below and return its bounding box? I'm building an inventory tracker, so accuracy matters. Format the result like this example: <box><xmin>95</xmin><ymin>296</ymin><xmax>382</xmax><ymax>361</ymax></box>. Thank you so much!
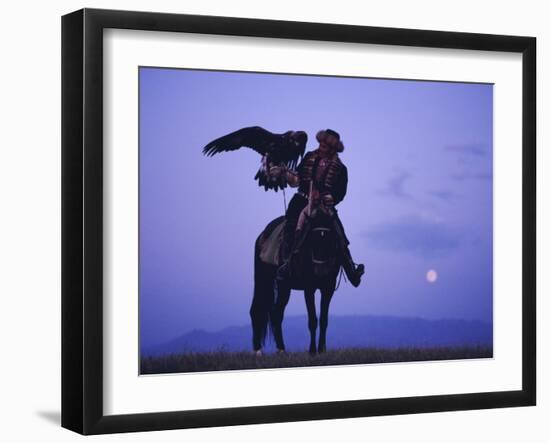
<box><xmin>139</xmin><ymin>67</ymin><xmax>493</xmax><ymax>349</ymax></box>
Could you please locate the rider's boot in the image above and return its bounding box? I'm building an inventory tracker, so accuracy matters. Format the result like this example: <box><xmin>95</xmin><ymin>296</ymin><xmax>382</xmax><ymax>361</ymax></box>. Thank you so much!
<box><xmin>331</xmin><ymin>217</ymin><xmax>365</xmax><ymax>287</ymax></box>
<box><xmin>341</xmin><ymin>248</ymin><xmax>365</xmax><ymax>288</ymax></box>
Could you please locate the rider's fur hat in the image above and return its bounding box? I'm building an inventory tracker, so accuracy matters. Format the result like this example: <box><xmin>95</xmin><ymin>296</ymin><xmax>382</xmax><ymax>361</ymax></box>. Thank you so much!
<box><xmin>316</xmin><ymin>129</ymin><xmax>345</xmax><ymax>152</ymax></box>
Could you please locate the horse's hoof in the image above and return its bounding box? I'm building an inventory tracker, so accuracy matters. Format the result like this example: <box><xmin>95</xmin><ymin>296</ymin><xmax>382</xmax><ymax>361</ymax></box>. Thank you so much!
<box><xmin>254</xmin><ymin>349</ymin><xmax>263</xmax><ymax>357</ymax></box>
<box><xmin>276</xmin><ymin>349</ymin><xmax>286</xmax><ymax>354</ymax></box>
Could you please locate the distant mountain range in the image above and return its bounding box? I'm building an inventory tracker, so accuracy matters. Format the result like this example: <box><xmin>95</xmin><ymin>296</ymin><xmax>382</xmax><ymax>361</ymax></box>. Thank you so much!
<box><xmin>142</xmin><ymin>315</ymin><xmax>493</xmax><ymax>356</ymax></box>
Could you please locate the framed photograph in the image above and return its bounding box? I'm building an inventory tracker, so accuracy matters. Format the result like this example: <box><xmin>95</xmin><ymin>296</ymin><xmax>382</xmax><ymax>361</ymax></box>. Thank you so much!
<box><xmin>61</xmin><ymin>8</ymin><xmax>536</xmax><ymax>435</ymax></box>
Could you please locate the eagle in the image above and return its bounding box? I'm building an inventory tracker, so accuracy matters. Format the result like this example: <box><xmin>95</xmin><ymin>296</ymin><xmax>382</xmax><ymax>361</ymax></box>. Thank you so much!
<box><xmin>202</xmin><ymin>126</ymin><xmax>307</xmax><ymax>191</ymax></box>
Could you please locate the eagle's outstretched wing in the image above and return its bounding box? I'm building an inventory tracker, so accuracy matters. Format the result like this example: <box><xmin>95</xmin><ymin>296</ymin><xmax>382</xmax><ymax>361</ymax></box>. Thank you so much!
<box><xmin>202</xmin><ymin>126</ymin><xmax>307</xmax><ymax>191</ymax></box>
<box><xmin>202</xmin><ymin>126</ymin><xmax>280</xmax><ymax>158</ymax></box>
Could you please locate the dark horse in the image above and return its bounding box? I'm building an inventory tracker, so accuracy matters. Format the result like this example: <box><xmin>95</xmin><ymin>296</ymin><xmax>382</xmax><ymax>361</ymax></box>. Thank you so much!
<box><xmin>250</xmin><ymin>210</ymin><xmax>342</xmax><ymax>354</ymax></box>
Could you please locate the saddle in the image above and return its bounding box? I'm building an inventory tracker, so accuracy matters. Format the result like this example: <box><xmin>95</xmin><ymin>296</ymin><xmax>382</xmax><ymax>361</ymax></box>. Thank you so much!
<box><xmin>259</xmin><ymin>210</ymin><xmax>342</xmax><ymax>268</ymax></box>
<box><xmin>258</xmin><ymin>211</ymin><xmax>316</xmax><ymax>267</ymax></box>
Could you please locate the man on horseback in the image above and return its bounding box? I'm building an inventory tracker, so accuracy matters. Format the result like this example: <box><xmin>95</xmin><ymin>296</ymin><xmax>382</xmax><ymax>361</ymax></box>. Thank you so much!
<box><xmin>271</xmin><ymin>129</ymin><xmax>365</xmax><ymax>287</ymax></box>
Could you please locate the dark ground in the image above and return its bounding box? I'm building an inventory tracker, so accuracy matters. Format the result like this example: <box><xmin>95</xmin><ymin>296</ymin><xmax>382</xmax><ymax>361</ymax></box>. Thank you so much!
<box><xmin>140</xmin><ymin>345</ymin><xmax>493</xmax><ymax>374</ymax></box>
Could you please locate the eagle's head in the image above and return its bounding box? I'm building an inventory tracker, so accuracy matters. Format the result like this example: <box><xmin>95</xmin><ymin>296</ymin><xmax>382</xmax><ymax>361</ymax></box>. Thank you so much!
<box><xmin>284</xmin><ymin>131</ymin><xmax>307</xmax><ymax>159</ymax></box>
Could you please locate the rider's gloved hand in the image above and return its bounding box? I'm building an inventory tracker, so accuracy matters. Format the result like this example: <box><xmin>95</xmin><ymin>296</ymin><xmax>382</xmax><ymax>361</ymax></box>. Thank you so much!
<box><xmin>321</xmin><ymin>194</ymin><xmax>335</xmax><ymax>216</ymax></box>
<box><xmin>322</xmin><ymin>193</ymin><xmax>335</xmax><ymax>208</ymax></box>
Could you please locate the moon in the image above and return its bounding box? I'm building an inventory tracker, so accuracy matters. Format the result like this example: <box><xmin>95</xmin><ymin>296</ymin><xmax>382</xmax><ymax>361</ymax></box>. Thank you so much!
<box><xmin>426</xmin><ymin>269</ymin><xmax>438</xmax><ymax>283</ymax></box>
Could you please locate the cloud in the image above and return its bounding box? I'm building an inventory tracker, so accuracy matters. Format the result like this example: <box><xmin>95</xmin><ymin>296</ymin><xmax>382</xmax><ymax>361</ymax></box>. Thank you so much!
<box><xmin>364</xmin><ymin>216</ymin><xmax>461</xmax><ymax>258</ymax></box>
<box><xmin>429</xmin><ymin>190</ymin><xmax>458</xmax><ymax>201</ymax></box>
<box><xmin>446</xmin><ymin>144</ymin><xmax>487</xmax><ymax>157</ymax></box>
<box><xmin>378</xmin><ymin>171</ymin><xmax>412</xmax><ymax>199</ymax></box>
<box><xmin>451</xmin><ymin>172</ymin><xmax>492</xmax><ymax>181</ymax></box>
<box><xmin>446</xmin><ymin>144</ymin><xmax>492</xmax><ymax>181</ymax></box>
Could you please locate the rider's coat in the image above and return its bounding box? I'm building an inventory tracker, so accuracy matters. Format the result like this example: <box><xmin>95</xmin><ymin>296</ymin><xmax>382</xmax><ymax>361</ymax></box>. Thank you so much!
<box><xmin>296</xmin><ymin>150</ymin><xmax>348</xmax><ymax>207</ymax></box>
<box><xmin>284</xmin><ymin>149</ymin><xmax>350</xmax><ymax>249</ymax></box>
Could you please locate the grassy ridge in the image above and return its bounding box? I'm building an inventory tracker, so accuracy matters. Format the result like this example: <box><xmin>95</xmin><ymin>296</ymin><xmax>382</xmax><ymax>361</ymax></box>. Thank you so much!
<box><xmin>141</xmin><ymin>345</ymin><xmax>492</xmax><ymax>374</ymax></box>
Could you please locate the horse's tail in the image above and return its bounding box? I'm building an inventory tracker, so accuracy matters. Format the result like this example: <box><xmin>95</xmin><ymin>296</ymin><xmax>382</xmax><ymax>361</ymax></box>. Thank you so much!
<box><xmin>250</xmin><ymin>234</ymin><xmax>275</xmax><ymax>351</ymax></box>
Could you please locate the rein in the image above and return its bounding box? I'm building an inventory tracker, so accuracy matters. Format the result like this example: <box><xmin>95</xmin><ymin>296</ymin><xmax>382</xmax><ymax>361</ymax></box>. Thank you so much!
<box><xmin>335</xmin><ymin>267</ymin><xmax>346</xmax><ymax>291</ymax></box>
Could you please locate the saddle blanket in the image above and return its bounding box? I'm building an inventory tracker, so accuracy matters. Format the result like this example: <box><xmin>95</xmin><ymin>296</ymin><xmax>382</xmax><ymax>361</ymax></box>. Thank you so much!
<box><xmin>259</xmin><ymin>219</ymin><xmax>285</xmax><ymax>266</ymax></box>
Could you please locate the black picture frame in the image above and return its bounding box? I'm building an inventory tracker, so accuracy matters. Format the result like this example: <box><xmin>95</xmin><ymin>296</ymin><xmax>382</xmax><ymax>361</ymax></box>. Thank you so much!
<box><xmin>62</xmin><ymin>8</ymin><xmax>536</xmax><ymax>435</ymax></box>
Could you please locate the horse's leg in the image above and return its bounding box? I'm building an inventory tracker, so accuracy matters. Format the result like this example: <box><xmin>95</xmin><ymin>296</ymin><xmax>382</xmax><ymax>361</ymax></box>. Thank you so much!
<box><xmin>271</xmin><ymin>283</ymin><xmax>291</xmax><ymax>352</ymax></box>
<box><xmin>318</xmin><ymin>287</ymin><xmax>334</xmax><ymax>353</ymax></box>
<box><xmin>249</xmin><ymin>286</ymin><xmax>266</xmax><ymax>353</ymax></box>
<box><xmin>304</xmin><ymin>288</ymin><xmax>318</xmax><ymax>354</ymax></box>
